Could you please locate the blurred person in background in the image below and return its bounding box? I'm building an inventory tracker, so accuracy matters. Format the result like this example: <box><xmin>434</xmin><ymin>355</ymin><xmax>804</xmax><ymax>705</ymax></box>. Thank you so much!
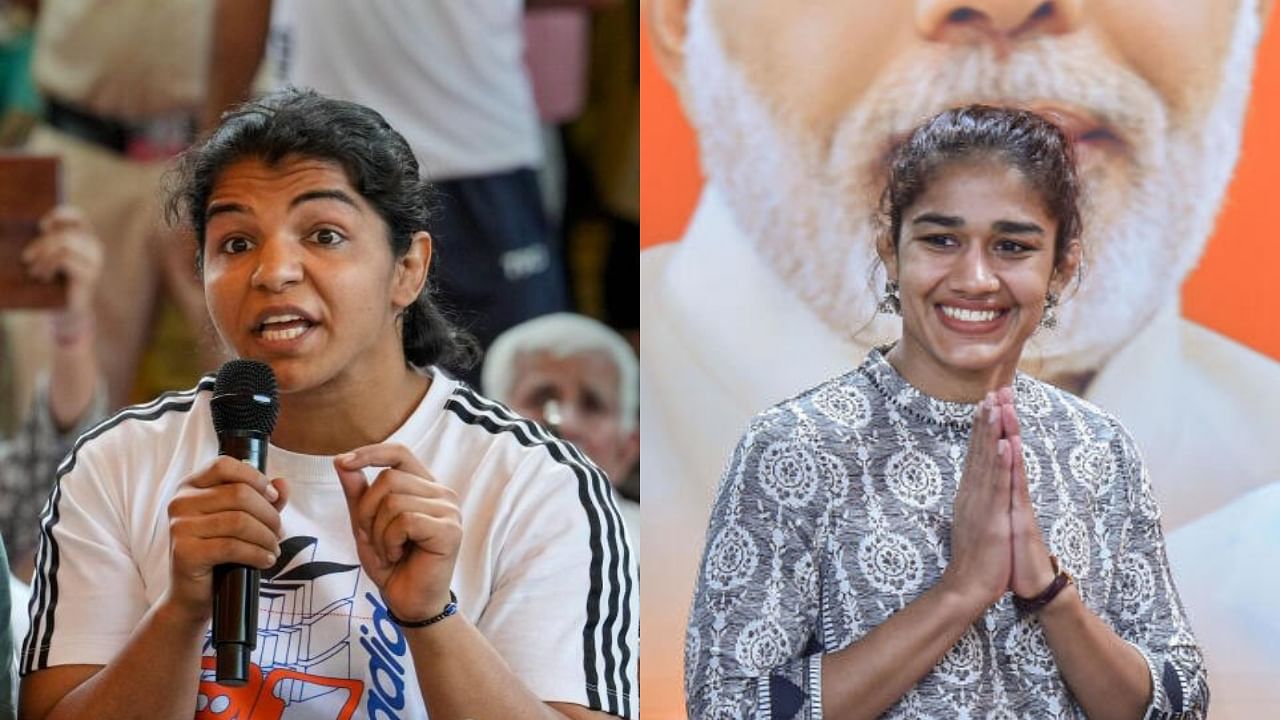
<box><xmin>565</xmin><ymin>0</ymin><xmax>639</xmax><ymax>351</ymax></box>
<box><xmin>484</xmin><ymin>312</ymin><xmax>640</xmax><ymax>546</ymax></box>
<box><xmin>525</xmin><ymin>0</ymin><xmax>640</xmax><ymax>351</ymax></box>
<box><xmin>0</xmin><ymin>206</ymin><xmax>104</xmax><ymax>620</ymax></box>
<box><xmin>5</xmin><ymin>0</ymin><xmax>223</xmax><ymax>420</ymax></box>
<box><xmin>524</xmin><ymin>4</ymin><xmax>591</xmax><ymax>236</ymax></box>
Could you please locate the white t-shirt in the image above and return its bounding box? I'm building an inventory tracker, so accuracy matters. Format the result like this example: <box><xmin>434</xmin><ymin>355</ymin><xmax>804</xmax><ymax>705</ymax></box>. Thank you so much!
<box><xmin>266</xmin><ymin>0</ymin><xmax>542</xmax><ymax>181</ymax></box>
<box><xmin>21</xmin><ymin>371</ymin><xmax>637</xmax><ymax>719</ymax></box>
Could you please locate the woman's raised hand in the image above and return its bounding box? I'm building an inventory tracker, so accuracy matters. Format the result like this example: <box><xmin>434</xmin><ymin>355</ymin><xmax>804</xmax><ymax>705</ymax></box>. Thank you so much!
<box><xmin>334</xmin><ymin>443</ymin><xmax>462</xmax><ymax>623</ymax></box>
<box><xmin>23</xmin><ymin>205</ymin><xmax>104</xmax><ymax>317</ymax></box>
<box><xmin>998</xmin><ymin>389</ymin><xmax>1057</xmax><ymax>599</ymax></box>
<box><xmin>163</xmin><ymin>457</ymin><xmax>290</xmax><ymax>625</ymax></box>
<box><xmin>942</xmin><ymin>392</ymin><xmax>1014</xmax><ymax>611</ymax></box>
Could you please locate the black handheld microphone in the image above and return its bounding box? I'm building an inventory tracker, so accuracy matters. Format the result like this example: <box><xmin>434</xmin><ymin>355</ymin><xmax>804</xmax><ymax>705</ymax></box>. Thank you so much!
<box><xmin>209</xmin><ymin>359</ymin><xmax>279</xmax><ymax>686</ymax></box>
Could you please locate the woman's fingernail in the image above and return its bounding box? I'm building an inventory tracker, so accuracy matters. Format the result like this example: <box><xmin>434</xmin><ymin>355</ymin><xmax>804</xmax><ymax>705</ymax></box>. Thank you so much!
<box><xmin>337</xmin><ymin>452</ymin><xmax>356</xmax><ymax>466</ymax></box>
<box><xmin>266</xmin><ymin>484</ymin><xmax>280</xmax><ymax>502</ymax></box>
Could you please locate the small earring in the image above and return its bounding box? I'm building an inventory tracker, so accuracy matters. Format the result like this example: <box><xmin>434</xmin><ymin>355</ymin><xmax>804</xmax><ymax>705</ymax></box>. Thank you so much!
<box><xmin>1040</xmin><ymin>292</ymin><xmax>1059</xmax><ymax>329</ymax></box>
<box><xmin>877</xmin><ymin>279</ymin><xmax>901</xmax><ymax>315</ymax></box>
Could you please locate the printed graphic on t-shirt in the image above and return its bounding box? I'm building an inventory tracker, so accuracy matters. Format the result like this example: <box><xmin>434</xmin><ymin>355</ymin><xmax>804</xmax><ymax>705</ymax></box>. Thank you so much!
<box><xmin>196</xmin><ymin>535</ymin><xmax>376</xmax><ymax>719</ymax></box>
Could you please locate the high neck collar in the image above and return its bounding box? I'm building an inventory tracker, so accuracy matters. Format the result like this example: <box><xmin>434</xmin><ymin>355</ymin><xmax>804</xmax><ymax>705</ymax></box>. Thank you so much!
<box><xmin>859</xmin><ymin>345</ymin><xmax>1041</xmax><ymax>431</ymax></box>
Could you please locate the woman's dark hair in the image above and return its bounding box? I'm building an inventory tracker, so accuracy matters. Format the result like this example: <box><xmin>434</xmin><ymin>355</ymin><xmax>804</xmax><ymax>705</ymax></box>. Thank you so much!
<box><xmin>880</xmin><ymin>104</ymin><xmax>1083</xmax><ymax>273</ymax></box>
<box><xmin>166</xmin><ymin>87</ymin><xmax>479</xmax><ymax>371</ymax></box>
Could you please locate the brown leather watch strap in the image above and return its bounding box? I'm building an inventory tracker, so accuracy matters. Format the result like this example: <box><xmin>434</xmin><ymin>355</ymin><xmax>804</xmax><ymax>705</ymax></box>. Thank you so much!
<box><xmin>1013</xmin><ymin>555</ymin><xmax>1073</xmax><ymax>614</ymax></box>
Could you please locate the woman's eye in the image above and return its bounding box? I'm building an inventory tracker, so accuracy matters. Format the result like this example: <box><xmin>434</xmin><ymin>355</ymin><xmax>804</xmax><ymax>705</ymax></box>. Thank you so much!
<box><xmin>220</xmin><ymin>236</ymin><xmax>254</xmax><ymax>254</ymax></box>
<box><xmin>995</xmin><ymin>239</ymin><xmax>1032</xmax><ymax>255</ymax></box>
<box><xmin>313</xmin><ymin>228</ymin><xmax>346</xmax><ymax>245</ymax></box>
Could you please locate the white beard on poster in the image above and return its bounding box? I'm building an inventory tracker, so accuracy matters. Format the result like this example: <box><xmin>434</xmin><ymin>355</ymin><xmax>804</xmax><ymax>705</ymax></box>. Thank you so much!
<box><xmin>641</xmin><ymin>0</ymin><xmax>1280</xmax><ymax>717</ymax></box>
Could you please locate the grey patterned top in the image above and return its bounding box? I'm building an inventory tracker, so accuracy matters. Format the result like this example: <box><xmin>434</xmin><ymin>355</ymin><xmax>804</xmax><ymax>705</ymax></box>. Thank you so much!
<box><xmin>685</xmin><ymin>347</ymin><xmax>1207</xmax><ymax>719</ymax></box>
<box><xmin>0</xmin><ymin>377</ymin><xmax>106</xmax><ymax>566</ymax></box>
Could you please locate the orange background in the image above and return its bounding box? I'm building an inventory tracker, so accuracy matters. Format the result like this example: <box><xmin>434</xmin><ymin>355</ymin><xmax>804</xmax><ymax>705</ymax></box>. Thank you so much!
<box><xmin>640</xmin><ymin>11</ymin><xmax>1280</xmax><ymax>362</ymax></box>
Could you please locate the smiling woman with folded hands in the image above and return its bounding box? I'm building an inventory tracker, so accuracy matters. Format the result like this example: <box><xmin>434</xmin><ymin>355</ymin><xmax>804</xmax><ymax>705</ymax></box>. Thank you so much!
<box><xmin>685</xmin><ymin>105</ymin><xmax>1207</xmax><ymax>720</ymax></box>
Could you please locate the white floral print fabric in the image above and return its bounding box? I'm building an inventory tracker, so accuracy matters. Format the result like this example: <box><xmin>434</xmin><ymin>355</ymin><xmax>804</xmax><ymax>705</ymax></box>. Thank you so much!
<box><xmin>685</xmin><ymin>347</ymin><xmax>1208</xmax><ymax>719</ymax></box>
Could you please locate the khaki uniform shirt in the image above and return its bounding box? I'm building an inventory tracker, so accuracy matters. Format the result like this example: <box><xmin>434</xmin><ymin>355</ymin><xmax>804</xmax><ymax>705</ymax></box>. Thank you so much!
<box><xmin>32</xmin><ymin>0</ymin><xmax>211</xmax><ymax>118</ymax></box>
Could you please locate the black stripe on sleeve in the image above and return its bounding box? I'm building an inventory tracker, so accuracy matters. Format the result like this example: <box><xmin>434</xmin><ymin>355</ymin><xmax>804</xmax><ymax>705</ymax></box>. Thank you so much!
<box><xmin>445</xmin><ymin>387</ymin><xmax>636</xmax><ymax>717</ymax></box>
<box><xmin>22</xmin><ymin>379</ymin><xmax>213</xmax><ymax>674</ymax></box>
<box><xmin>470</xmin><ymin>386</ymin><xmax>635</xmax><ymax>717</ymax></box>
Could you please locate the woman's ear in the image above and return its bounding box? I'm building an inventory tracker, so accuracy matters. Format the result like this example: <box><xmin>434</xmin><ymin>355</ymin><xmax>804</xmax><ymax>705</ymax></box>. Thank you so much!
<box><xmin>876</xmin><ymin>232</ymin><xmax>899</xmax><ymax>283</ymax></box>
<box><xmin>1051</xmin><ymin>238</ymin><xmax>1082</xmax><ymax>296</ymax></box>
<box><xmin>393</xmin><ymin>231</ymin><xmax>431</xmax><ymax>309</ymax></box>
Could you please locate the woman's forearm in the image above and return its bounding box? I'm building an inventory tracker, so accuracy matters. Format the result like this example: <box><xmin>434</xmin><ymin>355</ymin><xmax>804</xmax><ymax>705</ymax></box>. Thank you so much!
<box><xmin>47</xmin><ymin>316</ymin><xmax>99</xmax><ymax>432</ymax></box>
<box><xmin>24</xmin><ymin>601</ymin><xmax>206</xmax><ymax>720</ymax></box>
<box><xmin>820</xmin><ymin>578</ymin><xmax>986</xmax><ymax>719</ymax></box>
<box><xmin>404</xmin><ymin>612</ymin><xmax>596</xmax><ymax>720</ymax></box>
<box><xmin>1039</xmin><ymin>585</ymin><xmax>1152</xmax><ymax>720</ymax></box>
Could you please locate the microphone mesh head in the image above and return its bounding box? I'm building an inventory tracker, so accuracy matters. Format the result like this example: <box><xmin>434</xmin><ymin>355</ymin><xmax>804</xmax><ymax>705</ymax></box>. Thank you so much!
<box><xmin>211</xmin><ymin>359</ymin><xmax>280</xmax><ymax>435</ymax></box>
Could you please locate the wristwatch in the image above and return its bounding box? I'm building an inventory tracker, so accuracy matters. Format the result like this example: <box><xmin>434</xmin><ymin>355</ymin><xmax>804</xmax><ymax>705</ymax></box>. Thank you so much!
<box><xmin>1013</xmin><ymin>555</ymin><xmax>1074</xmax><ymax>614</ymax></box>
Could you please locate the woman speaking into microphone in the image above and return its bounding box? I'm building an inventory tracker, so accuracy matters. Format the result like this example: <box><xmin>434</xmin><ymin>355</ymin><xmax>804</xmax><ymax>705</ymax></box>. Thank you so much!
<box><xmin>19</xmin><ymin>88</ymin><xmax>636</xmax><ymax>720</ymax></box>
